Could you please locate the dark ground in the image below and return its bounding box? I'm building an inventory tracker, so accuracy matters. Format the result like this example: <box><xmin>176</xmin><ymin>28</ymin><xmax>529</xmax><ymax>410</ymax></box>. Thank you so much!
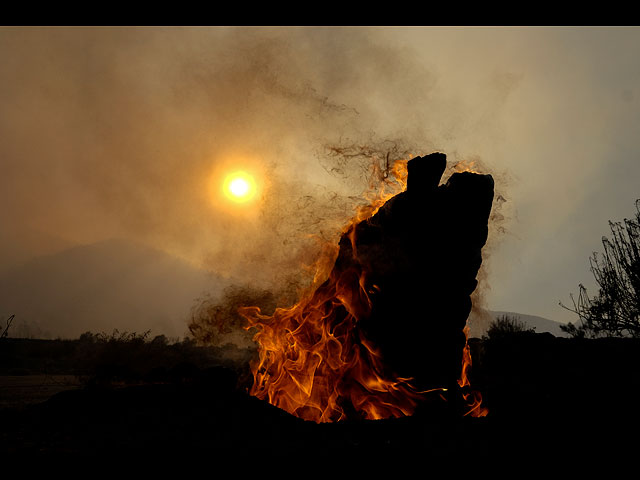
<box><xmin>1</xmin><ymin>333</ymin><xmax>639</xmax><ymax>467</ymax></box>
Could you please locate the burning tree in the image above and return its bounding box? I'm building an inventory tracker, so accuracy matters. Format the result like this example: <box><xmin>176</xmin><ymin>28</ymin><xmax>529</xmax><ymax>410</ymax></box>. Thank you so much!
<box><xmin>240</xmin><ymin>152</ymin><xmax>494</xmax><ymax>422</ymax></box>
<box><xmin>561</xmin><ymin>199</ymin><xmax>640</xmax><ymax>338</ymax></box>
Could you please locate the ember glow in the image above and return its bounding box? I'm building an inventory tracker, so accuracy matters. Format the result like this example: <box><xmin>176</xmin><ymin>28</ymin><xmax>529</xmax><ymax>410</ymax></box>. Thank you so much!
<box><xmin>240</xmin><ymin>156</ymin><xmax>488</xmax><ymax>423</ymax></box>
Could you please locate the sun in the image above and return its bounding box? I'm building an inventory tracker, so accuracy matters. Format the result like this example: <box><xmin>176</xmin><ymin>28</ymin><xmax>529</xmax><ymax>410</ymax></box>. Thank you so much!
<box><xmin>223</xmin><ymin>171</ymin><xmax>257</xmax><ymax>203</ymax></box>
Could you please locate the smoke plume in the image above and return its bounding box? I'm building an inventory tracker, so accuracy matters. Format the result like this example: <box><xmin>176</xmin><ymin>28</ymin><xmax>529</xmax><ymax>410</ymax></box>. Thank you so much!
<box><xmin>0</xmin><ymin>27</ymin><xmax>513</xmax><ymax>341</ymax></box>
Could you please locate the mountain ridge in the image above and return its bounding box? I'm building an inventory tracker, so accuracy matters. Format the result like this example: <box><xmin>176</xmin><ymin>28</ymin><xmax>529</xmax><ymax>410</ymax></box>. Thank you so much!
<box><xmin>482</xmin><ymin>310</ymin><xmax>569</xmax><ymax>337</ymax></box>
<box><xmin>0</xmin><ymin>238</ymin><xmax>225</xmax><ymax>339</ymax></box>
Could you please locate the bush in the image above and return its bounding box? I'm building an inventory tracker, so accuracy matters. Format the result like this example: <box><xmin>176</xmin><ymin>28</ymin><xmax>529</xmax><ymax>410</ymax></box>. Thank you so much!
<box><xmin>484</xmin><ymin>314</ymin><xmax>535</xmax><ymax>341</ymax></box>
<box><xmin>561</xmin><ymin>199</ymin><xmax>640</xmax><ymax>338</ymax></box>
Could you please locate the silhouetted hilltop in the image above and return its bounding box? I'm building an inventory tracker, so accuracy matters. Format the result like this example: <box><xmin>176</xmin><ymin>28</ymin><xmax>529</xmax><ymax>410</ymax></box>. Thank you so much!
<box><xmin>0</xmin><ymin>239</ymin><xmax>225</xmax><ymax>339</ymax></box>
<box><xmin>0</xmin><ymin>223</ymin><xmax>76</xmax><ymax>272</ymax></box>
<box><xmin>489</xmin><ymin>310</ymin><xmax>568</xmax><ymax>337</ymax></box>
<box><xmin>467</xmin><ymin>309</ymin><xmax>569</xmax><ymax>339</ymax></box>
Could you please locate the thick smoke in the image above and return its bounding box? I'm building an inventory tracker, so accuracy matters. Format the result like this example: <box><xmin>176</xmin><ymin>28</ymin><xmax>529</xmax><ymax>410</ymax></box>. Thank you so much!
<box><xmin>0</xmin><ymin>29</ymin><xmax>423</xmax><ymax>273</ymax></box>
<box><xmin>0</xmin><ymin>27</ymin><xmax>513</xmax><ymax>342</ymax></box>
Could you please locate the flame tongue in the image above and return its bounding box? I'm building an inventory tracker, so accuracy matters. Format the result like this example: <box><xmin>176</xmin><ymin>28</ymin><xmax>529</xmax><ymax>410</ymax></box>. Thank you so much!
<box><xmin>242</xmin><ymin>152</ymin><xmax>493</xmax><ymax>422</ymax></box>
<box><xmin>241</xmin><ymin>259</ymin><xmax>436</xmax><ymax>423</ymax></box>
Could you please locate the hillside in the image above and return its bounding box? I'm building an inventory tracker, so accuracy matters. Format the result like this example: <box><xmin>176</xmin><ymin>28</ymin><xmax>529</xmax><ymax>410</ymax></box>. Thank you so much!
<box><xmin>0</xmin><ymin>239</ymin><xmax>225</xmax><ymax>339</ymax></box>
<box><xmin>0</xmin><ymin>223</ymin><xmax>76</xmax><ymax>272</ymax></box>
<box><xmin>489</xmin><ymin>310</ymin><xmax>569</xmax><ymax>337</ymax></box>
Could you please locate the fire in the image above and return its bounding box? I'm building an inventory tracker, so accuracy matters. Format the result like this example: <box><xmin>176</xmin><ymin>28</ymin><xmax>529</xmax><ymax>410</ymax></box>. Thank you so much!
<box><xmin>453</xmin><ymin>159</ymin><xmax>478</xmax><ymax>173</ymax></box>
<box><xmin>240</xmin><ymin>256</ymin><xmax>445</xmax><ymax>422</ymax></box>
<box><xmin>240</xmin><ymin>156</ymin><xmax>487</xmax><ymax>423</ymax></box>
<box><xmin>459</xmin><ymin>326</ymin><xmax>489</xmax><ymax>417</ymax></box>
<box><xmin>354</xmin><ymin>158</ymin><xmax>409</xmax><ymax>222</ymax></box>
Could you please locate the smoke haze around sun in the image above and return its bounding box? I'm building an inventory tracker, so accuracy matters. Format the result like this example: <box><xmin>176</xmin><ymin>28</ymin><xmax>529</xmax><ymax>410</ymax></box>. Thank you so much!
<box><xmin>6</xmin><ymin>26</ymin><xmax>637</xmax><ymax>332</ymax></box>
<box><xmin>1</xmin><ymin>27</ymin><xmax>504</xmax><ymax>296</ymax></box>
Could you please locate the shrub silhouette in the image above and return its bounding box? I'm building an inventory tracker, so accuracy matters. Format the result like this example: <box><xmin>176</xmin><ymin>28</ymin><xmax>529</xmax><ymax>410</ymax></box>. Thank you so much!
<box><xmin>561</xmin><ymin>199</ymin><xmax>640</xmax><ymax>338</ymax></box>
<box><xmin>73</xmin><ymin>329</ymin><xmax>253</xmax><ymax>387</ymax></box>
<box><xmin>484</xmin><ymin>314</ymin><xmax>535</xmax><ymax>341</ymax></box>
<box><xmin>1</xmin><ymin>329</ymin><xmax>254</xmax><ymax>389</ymax></box>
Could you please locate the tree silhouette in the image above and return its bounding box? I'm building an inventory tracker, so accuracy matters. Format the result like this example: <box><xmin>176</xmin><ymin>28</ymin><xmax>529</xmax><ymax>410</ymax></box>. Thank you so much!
<box><xmin>561</xmin><ymin>199</ymin><xmax>640</xmax><ymax>338</ymax></box>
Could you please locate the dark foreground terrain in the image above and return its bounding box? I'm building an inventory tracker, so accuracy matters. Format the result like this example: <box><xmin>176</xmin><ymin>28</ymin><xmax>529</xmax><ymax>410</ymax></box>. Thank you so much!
<box><xmin>1</xmin><ymin>333</ymin><xmax>639</xmax><ymax>466</ymax></box>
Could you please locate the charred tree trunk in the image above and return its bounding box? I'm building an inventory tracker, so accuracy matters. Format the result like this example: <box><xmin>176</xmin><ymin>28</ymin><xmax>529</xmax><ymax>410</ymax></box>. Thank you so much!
<box><xmin>333</xmin><ymin>152</ymin><xmax>494</xmax><ymax>394</ymax></box>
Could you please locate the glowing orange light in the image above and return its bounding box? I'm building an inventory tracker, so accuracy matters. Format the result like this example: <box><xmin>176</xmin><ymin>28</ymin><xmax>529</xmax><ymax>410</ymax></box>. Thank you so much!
<box><xmin>239</xmin><ymin>156</ymin><xmax>488</xmax><ymax>422</ymax></box>
<box><xmin>223</xmin><ymin>171</ymin><xmax>257</xmax><ymax>203</ymax></box>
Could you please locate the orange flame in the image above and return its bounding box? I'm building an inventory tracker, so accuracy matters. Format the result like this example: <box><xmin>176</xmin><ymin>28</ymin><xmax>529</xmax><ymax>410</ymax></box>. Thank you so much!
<box><xmin>453</xmin><ymin>159</ymin><xmax>478</xmax><ymax>173</ymax></box>
<box><xmin>459</xmin><ymin>326</ymin><xmax>489</xmax><ymax>417</ymax></box>
<box><xmin>240</xmin><ymin>261</ymin><xmax>445</xmax><ymax>422</ymax></box>
<box><xmin>352</xmin><ymin>158</ymin><xmax>409</xmax><ymax>223</ymax></box>
<box><xmin>241</xmin><ymin>157</ymin><xmax>487</xmax><ymax>422</ymax></box>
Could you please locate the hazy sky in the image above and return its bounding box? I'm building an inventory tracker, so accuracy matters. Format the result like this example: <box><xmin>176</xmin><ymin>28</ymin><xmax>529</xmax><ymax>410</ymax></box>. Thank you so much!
<box><xmin>1</xmin><ymin>26</ymin><xmax>639</xmax><ymax>328</ymax></box>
